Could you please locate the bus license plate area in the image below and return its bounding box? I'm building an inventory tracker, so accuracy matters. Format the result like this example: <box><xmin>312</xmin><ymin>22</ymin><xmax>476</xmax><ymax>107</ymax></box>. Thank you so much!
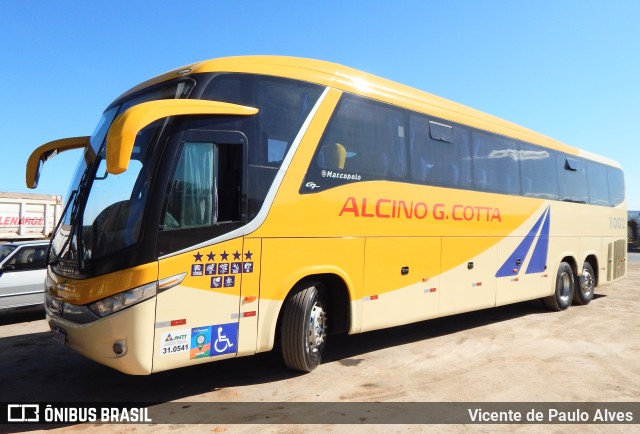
<box><xmin>52</xmin><ymin>326</ymin><xmax>67</xmax><ymax>345</ymax></box>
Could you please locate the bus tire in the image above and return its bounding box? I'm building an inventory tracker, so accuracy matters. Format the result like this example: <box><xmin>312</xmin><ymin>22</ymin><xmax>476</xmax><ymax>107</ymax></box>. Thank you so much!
<box><xmin>543</xmin><ymin>262</ymin><xmax>575</xmax><ymax>311</ymax></box>
<box><xmin>574</xmin><ymin>262</ymin><xmax>595</xmax><ymax>305</ymax></box>
<box><xmin>281</xmin><ymin>281</ymin><xmax>328</xmax><ymax>372</ymax></box>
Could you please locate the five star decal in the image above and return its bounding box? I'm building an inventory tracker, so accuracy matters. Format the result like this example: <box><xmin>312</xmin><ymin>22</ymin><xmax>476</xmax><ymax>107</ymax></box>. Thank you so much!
<box><xmin>190</xmin><ymin>250</ymin><xmax>255</xmax><ymax>286</ymax></box>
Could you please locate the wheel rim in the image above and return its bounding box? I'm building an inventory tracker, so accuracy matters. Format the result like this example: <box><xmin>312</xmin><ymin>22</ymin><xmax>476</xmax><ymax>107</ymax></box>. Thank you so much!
<box><xmin>557</xmin><ymin>271</ymin><xmax>572</xmax><ymax>304</ymax></box>
<box><xmin>582</xmin><ymin>268</ymin><xmax>594</xmax><ymax>297</ymax></box>
<box><xmin>307</xmin><ymin>301</ymin><xmax>326</xmax><ymax>354</ymax></box>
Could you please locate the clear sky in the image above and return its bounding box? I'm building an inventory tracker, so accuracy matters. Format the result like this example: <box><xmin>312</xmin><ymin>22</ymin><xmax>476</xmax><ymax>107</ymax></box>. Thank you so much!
<box><xmin>2</xmin><ymin>1</ymin><xmax>639</xmax><ymax>209</ymax></box>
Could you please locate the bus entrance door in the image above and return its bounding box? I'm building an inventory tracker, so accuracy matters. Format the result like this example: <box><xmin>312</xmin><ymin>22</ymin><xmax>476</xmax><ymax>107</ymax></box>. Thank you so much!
<box><xmin>153</xmin><ymin>238</ymin><xmax>244</xmax><ymax>371</ymax></box>
<box><xmin>151</xmin><ymin>130</ymin><xmax>250</xmax><ymax>371</ymax></box>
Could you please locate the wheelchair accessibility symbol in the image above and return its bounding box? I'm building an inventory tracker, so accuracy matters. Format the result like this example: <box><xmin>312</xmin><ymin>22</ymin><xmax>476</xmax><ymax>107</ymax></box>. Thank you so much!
<box><xmin>214</xmin><ymin>327</ymin><xmax>233</xmax><ymax>352</ymax></box>
<box><xmin>211</xmin><ymin>322</ymin><xmax>238</xmax><ymax>356</ymax></box>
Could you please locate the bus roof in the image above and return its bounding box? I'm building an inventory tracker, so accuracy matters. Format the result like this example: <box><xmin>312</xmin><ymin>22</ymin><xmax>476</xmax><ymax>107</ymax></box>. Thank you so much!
<box><xmin>116</xmin><ymin>55</ymin><xmax>620</xmax><ymax>169</ymax></box>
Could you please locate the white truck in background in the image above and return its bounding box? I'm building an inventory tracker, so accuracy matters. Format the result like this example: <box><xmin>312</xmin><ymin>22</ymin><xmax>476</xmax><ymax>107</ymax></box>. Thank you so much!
<box><xmin>0</xmin><ymin>192</ymin><xmax>62</xmax><ymax>242</ymax></box>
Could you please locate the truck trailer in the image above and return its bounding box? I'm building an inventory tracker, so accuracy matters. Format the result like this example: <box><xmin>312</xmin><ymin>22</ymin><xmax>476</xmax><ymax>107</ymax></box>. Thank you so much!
<box><xmin>0</xmin><ymin>192</ymin><xmax>62</xmax><ymax>242</ymax></box>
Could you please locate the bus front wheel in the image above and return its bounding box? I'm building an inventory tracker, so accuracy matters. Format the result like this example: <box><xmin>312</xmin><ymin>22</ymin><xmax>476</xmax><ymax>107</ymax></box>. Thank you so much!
<box><xmin>281</xmin><ymin>281</ymin><xmax>328</xmax><ymax>372</ymax></box>
<box><xmin>574</xmin><ymin>262</ymin><xmax>595</xmax><ymax>305</ymax></box>
<box><xmin>544</xmin><ymin>262</ymin><xmax>575</xmax><ymax>311</ymax></box>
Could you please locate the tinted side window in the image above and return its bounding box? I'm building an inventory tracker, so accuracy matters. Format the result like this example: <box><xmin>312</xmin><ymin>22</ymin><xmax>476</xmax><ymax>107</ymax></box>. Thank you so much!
<box><xmin>202</xmin><ymin>73</ymin><xmax>323</xmax><ymax>216</ymax></box>
<box><xmin>587</xmin><ymin>161</ymin><xmax>610</xmax><ymax>206</ymax></box>
<box><xmin>409</xmin><ymin>115</ymin><xmax>472</xmax><ymax>188</ymax></box>
<box><xmin>519</xmin><ymin>143</ymin><xmax>559</xmax><ymax>199</ymax></box>
<box><xmin>0</xmin><ymin>245</ymin><xmax>17</xmax><ymax>262</ymax></box>
<box><xmin>558</xmin><ymin>156</ymin><xmax>588</xmax><ymax>203</ymax></box>
<box><xmin>8</xmin><ymin>246</ymin><xmax>47</xmax><ymax>271</ymax></box>
<box><xmin>32</xmin><ymin>246</ymin><xmax>48</xmax><ymax>268</ymax></box>
<box><xmin>303</xmin><ymin>94</ymin><xmax>406</xmax><ymax>192</ymax></box>
<box><xmin>608</xmin><ymin>167</ymin><xmax>625</xmax><ymax>206</ymax></box>
<box><xmin>203</xmin><ymin>74</ymin><xmax>323</xmax><ymax>167</ymax></box>
<box><xmin>256</xmin><ymin>79</ymin><xmax>320</xmax><ymax>165</ymax></box>
<box><xmin>472</xmin><ymin>132</ymin><xmax>520</xmax><ymax>195</ymax></box>
<box><xmin>202</xmin><ymin>74</ymin><xmax>251</xmax><ymax>106</ymax></box>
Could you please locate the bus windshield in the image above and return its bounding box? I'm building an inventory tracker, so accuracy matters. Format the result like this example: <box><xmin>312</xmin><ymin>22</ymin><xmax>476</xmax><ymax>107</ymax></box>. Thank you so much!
<box><xmin>50</xmin><ymin>79</ymin><xmax>194</xmax><ymax>272</ymax></box>
<box><xmin>50</xmin><ymin>73</ymin><xmax>324</xmax><ymax>277</ymax></box>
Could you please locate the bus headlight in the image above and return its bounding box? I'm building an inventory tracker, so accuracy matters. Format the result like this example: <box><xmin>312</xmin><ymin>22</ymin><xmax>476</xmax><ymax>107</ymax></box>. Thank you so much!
<box><xmin>89</xmin><ymin>282</ymin><xmax>157</xmax><ymax>317</ymax></box>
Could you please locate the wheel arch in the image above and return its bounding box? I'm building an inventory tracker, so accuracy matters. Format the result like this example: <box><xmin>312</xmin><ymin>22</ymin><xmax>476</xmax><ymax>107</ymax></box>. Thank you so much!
<box><xmin>256</xmin><ymin>267</ymin><xmax>355</xmax><ymax>354</ymax></box>
<box><xmin>559</xmin><ymin>255</ymin><xmax>578</xmax><ymax>276</ymax></box>
<box><xmin>274</xmin><ymin>273</ymin><xmax>351</xmax><ymax>341</ymax></box>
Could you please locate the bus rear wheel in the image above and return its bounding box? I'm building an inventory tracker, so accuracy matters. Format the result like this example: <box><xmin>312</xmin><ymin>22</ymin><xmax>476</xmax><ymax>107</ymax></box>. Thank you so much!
<box><xmin>281</xmin><ymin>281</ymin><xmax>328</xmax><ymax>372</ymax></box>
<box><xmin>544</xmin><ymin>262</ymin><xmax>575</xmax><ymax>311</ymax></box>
<box><xmin>574</xmin><ymin>262</ymin><xmax>595</xmax><ymax>305</ymax></box>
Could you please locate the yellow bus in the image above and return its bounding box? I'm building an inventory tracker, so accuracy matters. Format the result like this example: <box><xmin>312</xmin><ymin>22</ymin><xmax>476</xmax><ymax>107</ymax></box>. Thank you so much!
<box><xmin>27</xmin><ymin>56</ymin><xmax>627</xmax><ymax>375</ymax></box>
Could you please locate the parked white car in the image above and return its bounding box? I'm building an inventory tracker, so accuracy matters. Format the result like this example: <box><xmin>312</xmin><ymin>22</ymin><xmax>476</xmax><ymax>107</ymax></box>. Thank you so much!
<box><xmin>0</xmin><ymin>240</ymin><xmax>49</xmax><ymax>310</ymax></box>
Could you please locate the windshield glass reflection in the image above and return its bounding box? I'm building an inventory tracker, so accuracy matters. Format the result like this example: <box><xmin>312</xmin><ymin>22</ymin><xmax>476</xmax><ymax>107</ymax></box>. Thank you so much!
<box><xmin>50</xmin><ymin>79</ymin><xmax>194</xmax><ymax>273</ymax></box>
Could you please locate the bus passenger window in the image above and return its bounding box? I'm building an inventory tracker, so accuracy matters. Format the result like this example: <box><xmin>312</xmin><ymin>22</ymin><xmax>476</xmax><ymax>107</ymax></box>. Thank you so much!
<box><xmin>557</xmin><ymin>155</ymin><xmax>588</xmax><ymax>203</ymax></box>
<box><xmin>519</xmin><ymin>143</ymin><xmax>559</xmax><ymax>199</ymax></box>
<box><xmin>409</xmin><ymin>115</ymin><xmax>471</xmax><ymax>188</ymax></box>
<box><xmin>302</xmin><ymin>94</ymin><xmax>406</xmax><ymax>193</ymax></box>
<box><xmin>317</xmin><ymin>143</ymin><xmax>346</xmax><ymax>170</ymax></box>
<box><xmin>268</xmin><ymin>139</ymin><xmax>288</xmax><ymax>164</ymax></box>
<box><xmin>587</xmin><ymin>161</ymin><xmax>610</xmax><ymax>206</ymax></box>
<box><xmin>607</xmin><ymin>167</ymin><xmax>625</xmax><ymax>206</ymax></box>
<box><xmin>472</xmin><ymin>132</ymin><xmax>520</xmax><ymax>195</ymax></box>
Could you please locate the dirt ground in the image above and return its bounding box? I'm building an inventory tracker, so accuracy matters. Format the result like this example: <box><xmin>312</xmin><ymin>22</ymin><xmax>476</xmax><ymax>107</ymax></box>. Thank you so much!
<box><xmin>1</xmin><ymin>259</ymin><xmax>639</xmax><ymax>433</ymax></box>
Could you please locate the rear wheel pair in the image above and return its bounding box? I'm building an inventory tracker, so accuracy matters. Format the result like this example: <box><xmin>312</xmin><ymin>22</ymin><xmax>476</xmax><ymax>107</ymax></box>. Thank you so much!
<box><xmin>544</xmin><ymin>261</ymin><xmax>595</xmax><ymax>311</ymax></box>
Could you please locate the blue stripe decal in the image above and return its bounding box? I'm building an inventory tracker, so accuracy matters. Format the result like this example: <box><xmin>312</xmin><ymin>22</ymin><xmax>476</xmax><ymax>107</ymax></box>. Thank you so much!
<box><xmin>495</xmin><ymin>208</ymin><xmax>549</xmax><ymax>278</ymax></box>
<box><xmin>526</xmin><ymin>208</ymin><xmax>551</xmax><ymax>274</ymax></box>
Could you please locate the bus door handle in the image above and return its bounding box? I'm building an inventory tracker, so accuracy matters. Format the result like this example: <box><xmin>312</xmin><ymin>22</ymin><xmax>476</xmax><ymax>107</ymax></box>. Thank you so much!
<box><xmin>401</xmin><ymin>266</ymin><xmax>409</xmax><ymax>275</ymax></box>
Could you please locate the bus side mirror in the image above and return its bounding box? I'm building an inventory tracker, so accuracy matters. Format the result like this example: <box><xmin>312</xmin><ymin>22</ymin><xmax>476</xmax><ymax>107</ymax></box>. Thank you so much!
<box><xmin>105</xmin><ymin>99</ymin><xmax>258</xmax><ymax>174</ymax></box>
<box><xmin>26</xmin><ymin>136</ymin><xmax>91</xmax><ymax>188</ymax></box>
